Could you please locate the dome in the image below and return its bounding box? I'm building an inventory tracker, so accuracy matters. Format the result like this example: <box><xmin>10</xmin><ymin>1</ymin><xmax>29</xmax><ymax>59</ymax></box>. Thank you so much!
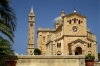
<box><xmin>55</xmin><ymin>16</ymin><xmax>62</xmax><ymax>24</ymax></box>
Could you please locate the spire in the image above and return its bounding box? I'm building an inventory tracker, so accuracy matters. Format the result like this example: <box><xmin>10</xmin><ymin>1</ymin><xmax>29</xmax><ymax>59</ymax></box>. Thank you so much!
<box><xmin>30</xmin><ymin>6</ymin><xmax>33</xmax><ymax>13</ymax></box>
<box><xmin>29</xmin><ymin>6</ymin><xmax>35</xmax><ymax>16</ymax></box>
<box><xmin>73</xmin><ymin>7</ymin><xmax>76</xmax><ymax>12</ymax></box>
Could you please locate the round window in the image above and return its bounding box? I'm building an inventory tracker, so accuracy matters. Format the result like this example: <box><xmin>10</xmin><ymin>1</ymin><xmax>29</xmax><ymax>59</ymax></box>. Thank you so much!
<box><xmin>72</xmin><ymin>26</ymin><xmax>78</xmax><ymax>32</ymax></box>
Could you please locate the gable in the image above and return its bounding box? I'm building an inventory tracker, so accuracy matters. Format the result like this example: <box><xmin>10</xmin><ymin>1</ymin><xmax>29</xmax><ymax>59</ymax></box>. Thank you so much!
<box><xmin>65</xmin><ymin>12</ymin><xmax>86</xmax><ymax>18</ymax></box>
<box><xmin>69</xmin><ymin>39</ymin><xmax>88</xmax><ymax>44</ymax></box>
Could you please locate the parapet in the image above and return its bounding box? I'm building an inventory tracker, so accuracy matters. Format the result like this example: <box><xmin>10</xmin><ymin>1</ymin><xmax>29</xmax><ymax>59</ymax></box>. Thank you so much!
<box><xmin>38</xmin><ymin>27</ymin><xmax>55</xmax><ymax>31</ymax></box>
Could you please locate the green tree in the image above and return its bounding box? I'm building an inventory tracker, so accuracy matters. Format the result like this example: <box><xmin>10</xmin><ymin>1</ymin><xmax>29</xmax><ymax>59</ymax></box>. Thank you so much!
<box><xmin>0</xmin><ymin>0</ymin><xmax>17</xmax><ymax>65</ymax></box>
<box><xmin>0</xmin><ymin>0</ymin><xmax>17</xmax><ymax>43</ymax></box>
<box><xmin>0</xmin><ymin>36</ymin><xmax>14</xmax><ymax>55</ymax></box>
<box><xmin>34</xmin><ymin>48</ymin><xmax>41</xmax><ymax>55</ymax></box>
<box><xmin>0</xmin><ymin>36</ymin><xmax>16</xmax><ymax>66</ymax></box>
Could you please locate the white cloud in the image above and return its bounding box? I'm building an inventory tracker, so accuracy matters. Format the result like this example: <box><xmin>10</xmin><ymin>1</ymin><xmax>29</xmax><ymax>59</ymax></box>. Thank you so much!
<box><xmin>15</xmin><ymin>53</ymin><xmax>19</xmax><ymax>55</ymax></box>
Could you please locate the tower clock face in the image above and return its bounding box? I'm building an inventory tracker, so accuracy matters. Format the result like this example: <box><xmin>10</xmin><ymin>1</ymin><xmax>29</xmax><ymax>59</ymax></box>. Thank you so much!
<box><xmin>30</xmin><ymin>24</ymin><xmax>33</xmax><ymax>27</ymax></box>
<box><xmin>72</xmin><ymin>26</ymin><xmax>78</xmax><ymax>32</ymax></box>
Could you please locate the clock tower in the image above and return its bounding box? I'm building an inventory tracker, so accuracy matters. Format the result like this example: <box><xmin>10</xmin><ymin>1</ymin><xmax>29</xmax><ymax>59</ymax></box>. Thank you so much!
<box><xmin>27</xmin><ymin>6</ymin><xmax>35</xmax><ymax>55</ymax></box>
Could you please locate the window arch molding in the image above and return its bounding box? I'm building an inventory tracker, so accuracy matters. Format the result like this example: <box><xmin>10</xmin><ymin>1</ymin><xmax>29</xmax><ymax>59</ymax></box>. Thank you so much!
<box><xmin>57</xmin><ymin>51</ymin><xmax>62</xmax><ymax>55</ymax></box>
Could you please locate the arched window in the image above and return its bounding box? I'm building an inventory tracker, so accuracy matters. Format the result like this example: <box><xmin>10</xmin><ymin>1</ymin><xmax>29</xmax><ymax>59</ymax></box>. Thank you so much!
<box><xmin>43</xmin><ymin>36</ymin><xmax>45</xmax><ymax>42</ymax></box>
<box><xmin>69</xmin><ymin>20</ymin><xmax>71</xmax><ymax>24</ymax></box>
<box><xmin>88</xmin><ymin>43</ymin><xmax>91</xmax><ymax>48</ymax></box>
<box><xmin>88</xmin><ymin>43</ymin><xmax>89</xmax><ymax>48</ymax></box>
<box><xmin>88</xmin><ymin>51</ymin><xmax>92</xmax><ymax>55</ymax></box>
<box><xmin>30</xmin><ymin>23</ymin><xmax>33</xmax><ymax>27</ymax></box>
<box><xmin>74</xmin><ymin>18</ymin><xmax>76</xmax><ymax>23</ymax></box>
<box><xmin>57</xmin><ymin>51</ymin><xmax>62</xmax><ymax>55</ymax></box>
<box><xmin>57</xmin><ymin>43</ymin><xmax>61</xmax><ymax>48</ymax></box>
<box><xmin>79</xmin><ymin>20</ymin><xmax>81</xmax><ymax>24</ymax></box>
<box><xmin>30</xmin><ymin>50</ymin><xmax>32</xmax><ymax>53</ymax></box>
<box><xmin>30</xmin><ymin>50</ymin><xmax>33</xmax><ymax>55</ymax></box>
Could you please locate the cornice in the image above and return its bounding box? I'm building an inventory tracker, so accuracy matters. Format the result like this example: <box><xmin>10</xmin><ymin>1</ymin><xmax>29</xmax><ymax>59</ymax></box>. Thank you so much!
<box><xmin>55</xmin><ymin>36</ymin><xmax>63</xmax><ymax>42</ymax></box>
<box><xmin>55</xmin><ymin>24</ymin><xmax>63</xmax><ymax>31</ymax></box>
<box><xmin>27</xmin><ymin>44</ymin><xmax>35</xmax><ymax>45</ymax></box>
<box><xmin>28</xmin><ymin>21</ymin><xmax>35</xmax><ymax>23</ymax></box>
<box><xmin>63</xmin><ymin>35</ymin><xmax>87</xmax><ymax>37</ymax></box>
<box><xmin>68</xmin><ymin>39</ymin><xmax>88</xmax><ymax>44</ymax></box>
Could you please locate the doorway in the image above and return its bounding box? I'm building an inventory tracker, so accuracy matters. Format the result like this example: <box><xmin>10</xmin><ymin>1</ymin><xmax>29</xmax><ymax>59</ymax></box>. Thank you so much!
<box><xmin>75</xmin><ymin>47</ymin><xmax>82</xmax><ymax>55</ymax></box>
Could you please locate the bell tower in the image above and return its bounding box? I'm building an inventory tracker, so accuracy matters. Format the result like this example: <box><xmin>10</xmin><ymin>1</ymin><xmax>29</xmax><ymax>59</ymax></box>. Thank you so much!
<box><xmin>27</xmin><ymin>6</ymin><xmax>35</xmax><ymax>55</ymax></box>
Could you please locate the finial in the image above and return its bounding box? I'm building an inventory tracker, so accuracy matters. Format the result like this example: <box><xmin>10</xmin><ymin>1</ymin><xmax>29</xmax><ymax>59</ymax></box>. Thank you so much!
<box><xmin>29</xmin><ymin>5</ymin><xmax>35</xmax><ymax>16</ymax></box>
<box><xmin>73</xmin><ymin>7</ymin><xmax>76</xmax><ymax>12</ymax></box>
<box><xmin>30</xmin><ymin>5</ymin><xmax>33</xmax><ymax>13</ymax></box>
<box><xmin>62</xmin><ymin>9</ymin><xmax>65</xmax><ymax>13</ymax></box>
<box><xmin>61</xmin><ymin>9</ymin><xmax>65</xmax><ymax>17</ymax></box>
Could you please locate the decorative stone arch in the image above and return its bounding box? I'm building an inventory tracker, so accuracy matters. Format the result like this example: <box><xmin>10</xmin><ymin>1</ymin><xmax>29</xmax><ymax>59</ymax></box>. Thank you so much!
<box><xmin>30</xmin><ymin>50</ymin><xmax>33</xmax><ymax>55</ymax></box>
<box><xmin>72</xmin><ymin>43</ymin><xmax>85</xmax><ymax>55</ymax></box>
<box><xmin>57</xmin><ymin>51</ymin><xmax>62</xmax><ymax>55</ymax></box>
<box><xmin>87</xmin><ymin>50</ymin><xmax>92</xmax><ymax>55</ymax></box>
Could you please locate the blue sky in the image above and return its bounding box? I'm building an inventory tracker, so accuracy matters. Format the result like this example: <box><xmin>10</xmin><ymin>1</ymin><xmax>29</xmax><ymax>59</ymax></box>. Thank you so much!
<box><xmin>8</xmin><ymin>0</ymin><xmax>100</xmax><ymax>55</ymax></box>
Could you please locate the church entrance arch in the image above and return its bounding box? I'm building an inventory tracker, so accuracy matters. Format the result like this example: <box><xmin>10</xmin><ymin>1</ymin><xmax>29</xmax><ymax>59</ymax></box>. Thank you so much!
<box><xmin>75</xmin><ymin>47</ymin><xmax>82</xmax><ymax>55</ymax></box>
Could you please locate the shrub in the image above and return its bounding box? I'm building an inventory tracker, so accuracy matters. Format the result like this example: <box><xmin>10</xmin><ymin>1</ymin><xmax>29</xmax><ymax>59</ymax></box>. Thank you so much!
<box><xmin>85</xmin><ymin>54</ymin><xmax>95</xmax><ymax>60</ymax></box>
<box><xmin>34</xmin><ymin>48</ymin><xmax>41</xmax><ymax>55</ymax></box>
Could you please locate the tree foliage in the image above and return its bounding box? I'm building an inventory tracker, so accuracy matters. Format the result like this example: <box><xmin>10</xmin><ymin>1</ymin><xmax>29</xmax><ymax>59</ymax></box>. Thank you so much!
<box><xmin>85</xmin><ymin>54</ymin><xmax>95</xmax><ymax>60</ymax></box>
<box><xmin>0</xmin><ymin>0</ymin><xmax>17</xmax><ymax>43</ymax></box>
<box><xmin>0</xmin><ymin>36</ymin><xmax>14</xmax><ymax>55</ymax></box>
<box><xmin>34</xmin><ymin>48</ymin><xmax>41</xmax><ymax>55</ymax></box>
<box><xmin>0</xmin><ymin>0</ymin><xmax>17</xmax><ymax>65</ymax></box>
<box><xmin>0</xmin><ymin>36</ymin><xmax>15</xmax><ymax>66</ymax></box>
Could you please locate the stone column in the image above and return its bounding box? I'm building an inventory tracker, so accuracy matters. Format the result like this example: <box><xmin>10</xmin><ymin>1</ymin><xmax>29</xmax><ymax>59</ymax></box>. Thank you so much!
<box><xmin>94</xmin><ymin>43</ymin><xmax>98</xmax><ymax>61</ymax></box>
<box><xmin>71</xmin><ymin>43</ymin><xmax>74</xmax><ymax>55</ymax></box>
<box><xmin>82</xmin><ymin>50</ymin><xmax>84</xmax><ymax>55</ymax></box>
<box><xmin>72</xmin><ymin>50</ymin><xmax>75</xmax><ymax>55</ymax></box>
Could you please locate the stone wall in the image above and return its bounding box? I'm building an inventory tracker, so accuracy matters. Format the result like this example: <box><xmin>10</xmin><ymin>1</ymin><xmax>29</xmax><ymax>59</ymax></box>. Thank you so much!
<box><xmin>95</xmin><ymin>62</ymin><xmax>100</xmax><ymax>66</ymax></box>
<box><xmin>16</xmin><ymin>55</ymin><xmax>85</xmax><ymax>66</ymax></box>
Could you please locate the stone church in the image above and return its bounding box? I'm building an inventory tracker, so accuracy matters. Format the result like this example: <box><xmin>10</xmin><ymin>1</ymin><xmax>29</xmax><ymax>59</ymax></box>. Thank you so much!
<box><xmin>27</xmin><ymin>7</ymin><xmax>98</xmax><ymax>59</ymax></box>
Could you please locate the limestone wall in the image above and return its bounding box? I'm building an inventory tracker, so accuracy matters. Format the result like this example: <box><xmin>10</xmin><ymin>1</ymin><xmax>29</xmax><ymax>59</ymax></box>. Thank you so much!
<box><xmin>16</xmin><ymin>55</ymin><xmax>85</xmax><ymax>66</ymax></box>
<box><xmin>95</xmin><ymin>62</ymin><xmax>100</xmax><ymax>66</ymax></box>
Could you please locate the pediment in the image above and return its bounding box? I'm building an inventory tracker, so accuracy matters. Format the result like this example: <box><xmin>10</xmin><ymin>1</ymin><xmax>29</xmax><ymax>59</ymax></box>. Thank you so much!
<box><xmin>69</xmin><ymin>39</ymin><xmax>88</xmax><ymax>44</ymax></box>
<box><xmin>65</xmin><ymin>12</ymin><xmax>86</xmax><ymax>18</ymax></box>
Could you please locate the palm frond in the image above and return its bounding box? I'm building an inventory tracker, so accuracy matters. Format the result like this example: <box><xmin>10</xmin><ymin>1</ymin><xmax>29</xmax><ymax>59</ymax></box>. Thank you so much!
<box><xmin>0</xmin><ymin>35</ymin><xmax>13</xmax><ymax>55</ymax></box>
<box><xmin>0</xmin><ymin>0</ymin><xmax>17</xmax><ymax>31</ymax></box>
<box><xmin>0</xmin><ymin>19</ymin><xmax>14</xmax><ymax>43</ymax></box>
<box><xmin>0</xmin><ymin>0</ymin><xmax>17</xmax><ymax>43</ymax></box>
<box><xmin>0</xmin><ymin>28</ymin><xmax>14</xmax><ymax>43</ymax></box>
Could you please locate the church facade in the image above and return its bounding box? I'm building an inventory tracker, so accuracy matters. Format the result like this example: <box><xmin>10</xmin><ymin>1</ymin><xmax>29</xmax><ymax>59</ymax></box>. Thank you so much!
<box><xmin>27</xmin><ymin>7</ymin><xmax>98</xmax><ymax>59</ymax></box>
